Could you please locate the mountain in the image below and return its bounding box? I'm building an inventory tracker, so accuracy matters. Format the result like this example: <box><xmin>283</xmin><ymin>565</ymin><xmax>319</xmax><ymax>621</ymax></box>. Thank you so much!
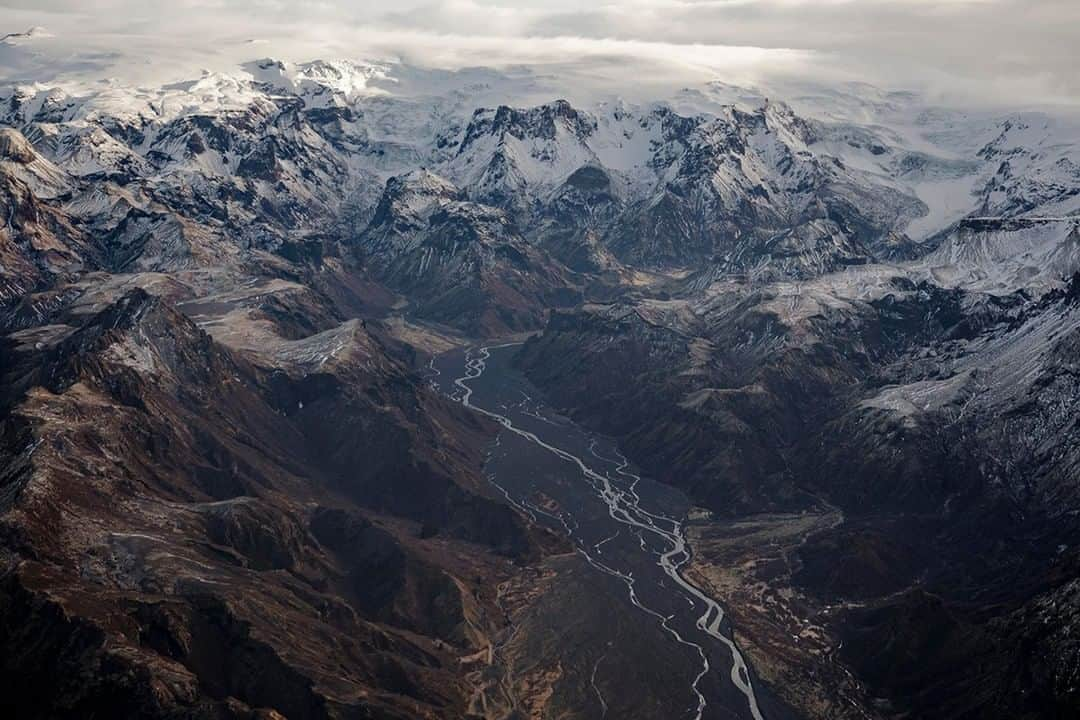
<box><xmin>1</xmin><ymin>57</ymin><xmax>1079</xmax><ymax>720</ymax></box>
<box><xmin>0</xmin><ymin>275</ymin><xmax>563</xmax><ymax>719</ymax></box>
<box><xmin>0</xmin><ymin>68</ymin><xmax>921</xmax><ymax>281</ymax></box>
<box><xmin>603</xmin><ymin>102</ymin><xmax>923</xmax><ymax>272</ymax></box>
<box><xmin>354</xmin><ymin>170</ymin><xmax>582</xmax><ymax>335</ymax></box>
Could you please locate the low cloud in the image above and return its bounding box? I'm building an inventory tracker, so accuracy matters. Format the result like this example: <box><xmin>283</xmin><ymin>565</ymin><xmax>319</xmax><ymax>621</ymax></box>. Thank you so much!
<box><xmin>0</xmin><ymin>0</ymin><xmax>1077</xmax><ymax>108</ymax></box>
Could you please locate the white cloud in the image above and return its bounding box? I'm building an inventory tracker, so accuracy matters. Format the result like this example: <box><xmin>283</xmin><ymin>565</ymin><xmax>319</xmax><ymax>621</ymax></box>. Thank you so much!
<box><xmin>0</xmin><ymin>0</ymin><xmax>1077</xmax><ymax>108</ymax></box>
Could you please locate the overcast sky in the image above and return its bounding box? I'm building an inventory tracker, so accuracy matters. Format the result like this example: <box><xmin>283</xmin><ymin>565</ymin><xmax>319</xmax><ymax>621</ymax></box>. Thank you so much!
<box><xmin>2</xmin><ymin>0</ymin><xmax>1078</xmax><ymax>107</ymax></box>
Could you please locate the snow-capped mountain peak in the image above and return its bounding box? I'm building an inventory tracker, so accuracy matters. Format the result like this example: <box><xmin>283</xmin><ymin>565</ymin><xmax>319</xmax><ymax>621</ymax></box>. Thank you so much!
<box><xmin>243</xmin><ymin>58</ymin><xmax>391</xmax><ymax>106</ymax></box>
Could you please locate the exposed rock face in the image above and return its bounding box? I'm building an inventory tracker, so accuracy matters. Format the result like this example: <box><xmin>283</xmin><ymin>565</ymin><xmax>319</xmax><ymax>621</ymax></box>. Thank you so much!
<box><xmin>0</xmin><ymin>133</ymin><xmax>96</xmax><ymax>311</ymax></box>
<box><xmin>355</xmin><ymin>178</ymin><xmax>582</xmax><ymax>335</ymax></box>
<box><xmin>1</xmin><ymin>58</ymin><xmax>1079</xmax><ymax>720</ymax></box>
<box><xmin>533</xmin><ymin>165</ymin><xmax>625</xmax><ymax>274</ymax></box>
<box><xmin>0</xmin><ymin>284</ymin><xmax>547</xmax><ymax>719</ymax></box>
<box><xmin>0</xmin><ymin>127</ymin><xmax>38</xmax><ymax>163</ymax></box>
<box><xmin>602</xmin><ymin>103</ymin><xmax>923</xmax><ymax>273</ymax></box>
<box><xmin>358</xmin><ymin>170</ymin><xmax>463</xmax><ymax>267</ymax></box>
<box><xmin>0</xmin><ymin>73</ymin><xmax>947</xmax><ymax>337</ymax></box>
<box><xmin>516</xmin><ymin>266</ymin><xmax>1080</xmax><ymax>719</ymax></box>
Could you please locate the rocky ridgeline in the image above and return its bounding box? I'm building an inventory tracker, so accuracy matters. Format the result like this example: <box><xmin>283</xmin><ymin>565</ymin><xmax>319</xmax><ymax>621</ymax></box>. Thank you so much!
<box><xmin>1</xmin><ymin>59</ymin><xmax>1079</xmax><ymax>720</ymax></box>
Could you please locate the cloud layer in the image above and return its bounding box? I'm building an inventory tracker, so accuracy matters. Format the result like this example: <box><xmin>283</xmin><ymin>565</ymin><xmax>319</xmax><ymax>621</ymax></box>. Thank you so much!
<box><xmin>1</xmin><ymin>0</ymin><xmax>1077</xmax><ymax>107</ymax></box>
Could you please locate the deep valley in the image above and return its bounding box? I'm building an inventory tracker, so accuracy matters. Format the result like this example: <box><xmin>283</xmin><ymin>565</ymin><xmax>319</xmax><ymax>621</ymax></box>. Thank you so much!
<box><xmin>1</xmin><ymin>45</ymin><xmax>1078</xmax><ymax>720</ymax></box>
